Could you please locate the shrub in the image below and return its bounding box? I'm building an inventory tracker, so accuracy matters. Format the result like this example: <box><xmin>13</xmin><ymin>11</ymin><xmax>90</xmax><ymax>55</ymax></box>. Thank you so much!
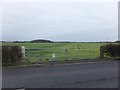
<box><xmin>101</xmin><ymin>44</ymin><xmax>120</xmax><ymax>57</ymax></box>
<box><xmin>2</xmin><ymin>45</ymin><xmax>22</xmax><ymax>65</ymax></box>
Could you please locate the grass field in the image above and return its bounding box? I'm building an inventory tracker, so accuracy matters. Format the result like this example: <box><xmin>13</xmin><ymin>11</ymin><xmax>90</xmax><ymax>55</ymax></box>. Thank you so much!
<box><xmin>2</xmin><ymin>42</ymin><xmax>107</xmax><ymax>62</ymax></box>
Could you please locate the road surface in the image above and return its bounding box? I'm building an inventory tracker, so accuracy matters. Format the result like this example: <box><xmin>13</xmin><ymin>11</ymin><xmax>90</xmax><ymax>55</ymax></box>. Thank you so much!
<box><xmin>2</xmin><ymin>61</ymin><xmax>118</xmax><ymax>88</ymax></box>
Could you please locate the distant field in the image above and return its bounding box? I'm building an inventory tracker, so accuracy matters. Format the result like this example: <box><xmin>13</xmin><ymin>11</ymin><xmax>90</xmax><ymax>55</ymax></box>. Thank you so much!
<box><xmin>2</xmin><ymin>42</ymin><xmax>107</xmax><ymax>62</ymax></box>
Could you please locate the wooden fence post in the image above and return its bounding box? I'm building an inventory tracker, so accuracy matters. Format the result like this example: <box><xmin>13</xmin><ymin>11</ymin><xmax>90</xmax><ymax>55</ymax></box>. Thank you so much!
<box><xmin>100</xmin><ymin>46</ymin><xmax>104</xmax><ymax>59</ymax></box>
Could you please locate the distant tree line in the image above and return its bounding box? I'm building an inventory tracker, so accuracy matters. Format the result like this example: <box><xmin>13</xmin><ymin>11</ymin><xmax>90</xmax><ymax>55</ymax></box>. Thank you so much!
<box><xmin>115</xmin><ymin>41</ymin><xmax>120</xmax><ymax>43</ymax></box>
<box><xmin>30</xmin><ymin>39</ymin><xmax>53</xmax><ymax>43</ymax></box>
<box><xmin>0</xmin><ymin>39</ymin><xmax>53</xmax><ymax>43</ymax></box>
<box><xmin>1</xmin><ymin>40</ymin><xmax>120</xmax><ymax>43</ymax></box>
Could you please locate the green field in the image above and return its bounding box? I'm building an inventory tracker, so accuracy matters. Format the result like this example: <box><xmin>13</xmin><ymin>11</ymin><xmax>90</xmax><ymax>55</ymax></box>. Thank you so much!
<box><xmin>2</xmin><ymin>42</ymin><xmax>107</xmax><ymax>62</ymax></box>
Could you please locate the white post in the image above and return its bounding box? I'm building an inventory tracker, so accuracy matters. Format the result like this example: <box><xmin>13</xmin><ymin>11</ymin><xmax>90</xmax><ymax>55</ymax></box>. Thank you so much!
<box><xmin>52</xmin><ymin>53</ymin><xmax>55</xmax><ymax>61</ymax></box>
<box><xmin>21</xmin><ymin>46</ymin><xmax>25</xmax><ymax>60</ymax></box>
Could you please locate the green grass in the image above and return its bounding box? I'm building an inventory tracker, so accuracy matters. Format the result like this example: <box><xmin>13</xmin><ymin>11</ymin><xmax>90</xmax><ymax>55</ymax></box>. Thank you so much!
<box><xmin>2</xmin><ymin>42</ymin><xmax>106</xmax><ymax>62</ymax></box>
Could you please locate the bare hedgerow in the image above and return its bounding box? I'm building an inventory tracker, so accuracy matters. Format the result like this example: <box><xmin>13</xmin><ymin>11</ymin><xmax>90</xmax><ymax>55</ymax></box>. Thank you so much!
<box><xmin>102</xmin><ymin>44</ymin><xmax>120</xmax><ymax>57</ymax></box>
<box><xmin>2</xmin><ymin>45</ymin><xmax>22</xmax><ymax>65</ymax></box>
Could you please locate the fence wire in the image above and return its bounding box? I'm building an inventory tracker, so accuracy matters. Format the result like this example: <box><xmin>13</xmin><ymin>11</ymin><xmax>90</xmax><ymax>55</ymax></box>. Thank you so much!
<box><xmin>25</xmin><ymin>47</ymin><xmax>100</xmax><ymax>62</ymax></box>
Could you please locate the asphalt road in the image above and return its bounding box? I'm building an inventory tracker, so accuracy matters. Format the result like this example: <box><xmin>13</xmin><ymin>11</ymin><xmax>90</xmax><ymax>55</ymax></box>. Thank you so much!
<box><xmin>2</xmin><ymin>61</ymin><xmax>118</xmax><ymax>88</ymax></box>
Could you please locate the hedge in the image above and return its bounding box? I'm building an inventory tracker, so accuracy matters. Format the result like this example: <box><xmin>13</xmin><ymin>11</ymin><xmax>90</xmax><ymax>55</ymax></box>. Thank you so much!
<box><xmin>100</xmin><ymin>44</ymin><xmax>120</xmax><ymax>57</ymax></box>
<box><xmin>2</xmin><ymin>45</ymin><xmax>22</xmax><ymax>64</ymax></box>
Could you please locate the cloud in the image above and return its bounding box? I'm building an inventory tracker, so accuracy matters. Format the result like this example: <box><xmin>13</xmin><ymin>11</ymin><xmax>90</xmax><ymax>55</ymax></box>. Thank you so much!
<box><xmin>2</xmin><ymin>2</ymin><xmax>118</xmax><ymax>41</ymax></box>
<box><xmin>1</xmin><ymin>0</ymin><xmax>119</xmax><ymax>3</ymax></box>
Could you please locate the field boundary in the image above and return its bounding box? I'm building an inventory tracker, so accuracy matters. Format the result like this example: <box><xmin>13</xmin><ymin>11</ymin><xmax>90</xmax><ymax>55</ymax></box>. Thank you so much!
<box><xmin>2</xmin><ymin>59</ymin><xmax>119</xmax><ymax>69</ymax></box>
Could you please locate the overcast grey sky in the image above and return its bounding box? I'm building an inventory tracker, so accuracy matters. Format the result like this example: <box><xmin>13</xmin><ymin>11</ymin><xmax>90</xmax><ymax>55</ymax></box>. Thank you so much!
<box><xmin>2</xmin><ymin>0</ymin><xmax>118</xmax><ymax>42</ymax></box>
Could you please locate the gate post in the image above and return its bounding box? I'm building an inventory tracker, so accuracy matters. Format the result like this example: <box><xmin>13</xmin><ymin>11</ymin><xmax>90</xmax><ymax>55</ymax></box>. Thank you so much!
<box><xmin>100</xmin><ymin>46</ymin><xmax>104</xmax><ymax>59</ymax></box>
<box><xmin>21</xmin><ymin>46</ymin><xmax>25</xmax><ymax>60</ymax></box>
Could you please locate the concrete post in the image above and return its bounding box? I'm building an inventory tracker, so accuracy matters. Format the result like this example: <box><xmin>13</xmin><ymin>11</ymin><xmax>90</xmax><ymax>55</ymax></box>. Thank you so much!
<box><xmin>21</xmin><ymin>46</ymin><xmax>25</xmax><ymax>60</ymax></box>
